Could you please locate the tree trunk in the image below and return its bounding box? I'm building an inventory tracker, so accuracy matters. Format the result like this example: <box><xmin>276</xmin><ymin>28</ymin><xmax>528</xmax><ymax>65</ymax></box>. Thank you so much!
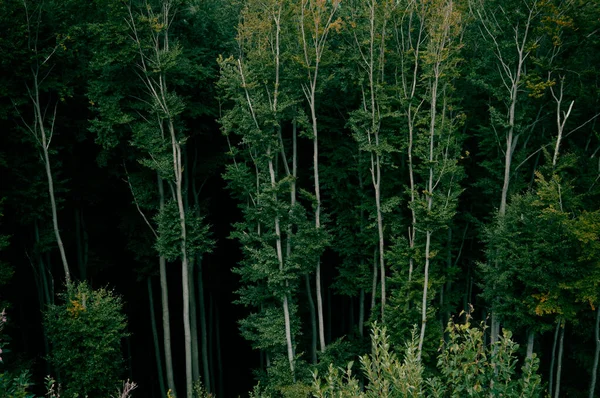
<box><xmin>267</xmin><ymin>145</ymin><xmax>295</xmax><ymax>376</ymax></box>
<box><xmin>305</xmin><ymin>275</ymin><xmax>318</xmax><ymax>364</ymax></box>
<box><xmin>167</xmin><ymin>119</ymin><xmax>192</xmax><ymax>397</ymax></box>
<box><xmin>549</xmin><ymin>320</ymin><xmax>559</xmax><ymax>397</ymax></box>
<box><xmin>589</xmin><ymin>307</ymin><xmax>600</xmax><ymax>398</ymax></box>
<box><xmin>371</xmin><ymin>248</ymin><xmax>378</xmax><ymax>314</ymax></box>
<box><xmin>418</xmin><ymin>231</ymin><xmax>432</xmax><ymax>360</ymax></box>
<box><xmin>526</xmin><ymin>329</ymin><xmax>535</xmax><ymax>359</ymax></box>
<box><xmin>299</xmin><ymin>1</ymin><xmax>339</xmax><ymax>353</ymax></box>
<box><xmin>197</xmin><ymin>256</ymin><xmax>210</xmax><ymax>392</ymax></box>
<box><xmin>418</xmin><ymin>49</ymin><xmax>441</xmax><ymax>359</ymax></box>
<box><xmin>188</xmin><ymin>258</ymin><xmax>200</xmax><ymax>385</ymax></box>
<box><xmin>30</xmin><ymin>58</ymin><xmax>70</xmax><ymax>285</ymax></box>
<box><xmin>158</xmin><ymin>176</ymin><xmax>176</xmax><ymax>397</ymax></box>
<box><xmin>359</xmin><ymin>288</ymin><xmax>365</xmax><ymax>338</ymax></box>
<box><xmin>208</xmin><ymin>293</ymin><xmax>215</xmax><ymax>392</ymax></box>
<box><xmin>147</xmin><ymin>278</ymin><xmax>167</xmax><ymax>398</ymax></box>
<box><xmin>215</xmin><ymin>300</ymin><xmax>224</xmax><ymax>398</ymax></box>
<box><xmin>184</xmin><ymin>145</ymin><xmax>201</xmax><ymax>388</ymax></box>
<box><xmin>555</xmin><ymin>321</ymin><xmax>565</xmax><ymax>398</ymax></box>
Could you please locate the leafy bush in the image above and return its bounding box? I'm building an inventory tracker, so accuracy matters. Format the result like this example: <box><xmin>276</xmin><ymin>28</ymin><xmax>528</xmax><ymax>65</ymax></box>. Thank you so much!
<box><xmin>44</xmin><ymin>282</ymin><xmax>128</xmax><ymax>398</ymax></box>
<box><xmin>313</xmin><ymin>316</ymin><xmax>543</xmax><ymax>397</ymax></box>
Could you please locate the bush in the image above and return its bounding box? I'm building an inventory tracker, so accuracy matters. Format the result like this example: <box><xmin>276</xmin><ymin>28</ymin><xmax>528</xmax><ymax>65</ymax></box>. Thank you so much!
<box><xmin>44</xmin><ymin>282</ymin><xmax>128</xmax><ymax>398</ymax></box>
<box><xmin>313</xmin><ymin>316</ymin><xmax>543</xmax><ymax>398</ymax></box>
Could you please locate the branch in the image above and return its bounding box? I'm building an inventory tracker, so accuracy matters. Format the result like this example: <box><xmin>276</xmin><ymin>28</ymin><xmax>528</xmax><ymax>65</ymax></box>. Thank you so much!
<box><xmin>123</xmin><ymin>164</ymin><xmax>158</xmax><ymax>240</ymax></box>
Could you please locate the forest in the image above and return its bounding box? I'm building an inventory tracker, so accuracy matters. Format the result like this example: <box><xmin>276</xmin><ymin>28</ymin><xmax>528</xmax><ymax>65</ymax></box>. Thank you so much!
<box><xmin>0</xmin><ymin>0</ymin><xmax>599</xmax><ymax>396</ymax></box>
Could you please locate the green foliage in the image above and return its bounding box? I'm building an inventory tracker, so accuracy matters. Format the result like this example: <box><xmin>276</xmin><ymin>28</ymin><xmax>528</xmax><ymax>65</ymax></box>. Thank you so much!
<box><xmin>0</xmin><ymin>309</ymin><xmax>36</xmax><ymax>398</ymax></box>
<box><xmin>155</xmin><ymin>200</ymin><xmax>214</xmax><ymax>261</ymax></box>
<box><xmin>44</xmin><ymin>282</ymin><xmax>128</xmax><ymax>398</ymax></box>
<box><xmin>313</xmin><ymin>319</ymin><xmax>543</xmax><ymax>398</ymax></box>
<box><xmin>0</xmin><ymin>369</ymin><xmax>36</xmax><ymax>398</ymax></box>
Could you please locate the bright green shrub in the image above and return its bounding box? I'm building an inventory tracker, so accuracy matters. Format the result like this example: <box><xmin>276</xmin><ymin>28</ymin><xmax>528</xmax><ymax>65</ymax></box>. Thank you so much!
<box><xmin>313</xmin><ymin>317</ymin><xmax>543</xmax><ymax>398</ymax></box>
<box><xmin>44</xmin><ymin>282</ymin><xmax>128</xmax><ymax>397</ymax></box>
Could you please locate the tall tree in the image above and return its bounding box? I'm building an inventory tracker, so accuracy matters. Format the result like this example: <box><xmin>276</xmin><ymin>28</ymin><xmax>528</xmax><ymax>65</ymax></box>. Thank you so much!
<box><xmin>297</xmin><ymin>0</ymin><xmax>341</xmax><ymax>351</ymax></box>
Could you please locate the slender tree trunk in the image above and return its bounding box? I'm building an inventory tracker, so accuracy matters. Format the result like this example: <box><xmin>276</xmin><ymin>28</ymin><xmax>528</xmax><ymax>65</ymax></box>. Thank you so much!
<box><xmin>184</xmin><ymin>150</ymin><xmax>201</xmax><ymax>388</ymax></box>
<box><xmin>418</xmin><ymin>57</ymin><xmax>441</xmax><ymax>359</ymax></box>
<box><xmin>34</xmin><ymin>76</ymin><xmax>70</xmax><ymax>284</ymax></box>
<box><xmin>208</xmin><ymin>293</ymin><xmax>215</xmax><ymax>392</ymax></box>
<box><xmin>327</xmin><ymin>289</ymin><xmax>332</xmax><ymax>344</ymax></box>
<box><xmin>267</xmin><ymin>146</ymin><xmax>295</xmax><ymax>376</ymax></box>
<box><xmin>215</xmin><ymin>300</ymin><xmax>224</xmax><ymax>398</ymax></box>
<box><xmin>589</xmin><ymin>307</ymin><xmax>600</xmax><ymax>398</ymax></box>
<box><xmin>550</xmin><ymin>320</ymin><xmax>560</xmax><ymax>397</ymax></box>
<box><xmin>188</xmin><ymin>258</ymin><xmax>200</xmax><ymax>384</ymax></box>
<box><xmin>526</xmin><ymin>329</ymin><xmax>535</xmax><ymax>359</ymax></box>
<box><xmin>175</xmin><ymin>151</ymin><xmax>192</xmax><ymax>398</ymax></box>
<box><xmin>418</xmin><ymin>231</ymin><xmax>432</xmax><ymax>360</ymax></box>
<box><xmin>555</xmin><ymin>321</ymin><xmax>565</xmax><ymax>398</ymax></box>
<box><xmin>147</xmin><ymin>278</ymin><xmax>167</xmax><ymax>398</ymax></box>
<box><xmin>407</xmin><ymin>108</ymin><xmax>417</xmax><ymax>283</ymax></box>
<box><xmin>359</xmin><ymin>288</ymin><xmax>365</xmax><ymax>338</ymax></box>
<box><xmin>314</xmin><ymin>112</ymin><xmax>325</xmax><ymax>350</ymax></box>
<box><xmin>165</xmin><ymin>117</ymin><xmax>192</xmax><ymax>398</ymax></box>
<box><xmin>299</xmin><ymin>1</ymin><xmax>340</xmax><ymax>352</ymax></box>
<box><xmin>306</xmin><ymin>275</ymin><xmax>318</xmax><ymax>364</ymax></box>
<box><xmin>371</xmin><ymin>248</ymin><xmax>378</xmax><ymax>314</ymax></box>
<box><xmin>191</xmin><ymin>149</ymin><xmax>211</xmax><ymax>394</ymax></box>
<box><xmin>488</xmin><ymin>1</ymin><xmax>536</xmax><ymax>346</ymax></box>
<box><xmin>197</xmin><ymin>256</ymin><xmax>210</xmax><ymax>392</ymax></box>
<box><xmin>158</xmin><ymin>176</ymin><xmax>176</xmax><ymax>397</ymax></box>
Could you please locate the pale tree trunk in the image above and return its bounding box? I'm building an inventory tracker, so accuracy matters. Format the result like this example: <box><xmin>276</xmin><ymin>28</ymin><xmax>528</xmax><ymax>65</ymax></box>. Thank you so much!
<box><xmin>526</xmin><ymin>329</ymin><xmax>535</xmax><ymax>359</ymax></box>
<box><xmin>418</xmin><ymin>44</ymin><xmax>440</xmax><ymax>363</ymax></box>
<box><xmin>555</xmin><ymin>321</ymin><xmax>566</xmax><ymax>398</ymax></box>
<box><xmin>26</xmin><ymin>56</ymin><xmax>71</xmax><ymax>284</ymax></box>
<box><xmin>472</xmin><ymin>0</ymin><xmax>540</xmax><ymax>345</ymax></box>
<box><xmin>237</xmin><ymin>30</ymin><xmax>295</xmax><ymax>374</ymax></box>
<box><xmin>352</xmin><ymin>0</ymin><xmax>388</xmax><ymax>322</ymax></box>
<box><xmin>300</xmin><ymin>0</ymin><xmax>340</xmax><ymax>349</ymax></box>
<box><xmin>208</xmin><ymin>294</ymin><xmax>215</xmax><ymax>391</ymax></box>
<box><xmin>185</xmin><ymin>155</ymin><xmax>201</xmax><ymax>387</ymax></box>
<box><xmin>549</xmin><ymin>320</ymin><xmax>560</xmax><ymax>398</ymax></box>
<box><xmin>417</xmin><ymin>0</ymin><xmax>459</xmax><ymax>360</ymax></box>
<box><xmin>371</xmin><ymin>248</ymin><xmax>378</xmax><ymax>314</ymax></box>
<box><xmin>589</xmin><ymin>307</ymin><xmax>600</xmax><ymax>398</ymax></box>
<box><xmin>128</xmin><ymin>2</ymin><xmax>193</xmax><ymax>394</ymax></box>
<box><xmin>191</xmin><ymin>151</ymin><xmax>211</xmax><ymax>393</ymax></box>
<box><xmin>158</xmin><ymin>176</ymin><xmax>177</xmax><ymax>397</ymax></box>
<box><xmin>171</xmin><ymin>122</ymin><xmax>193</xmax><ymax>398</ymax></box>
<box><xmin>359</xmin><ymin>288</ymin><xmax>365</xmax><ymax>338</ymax></box>
<box><xmin>20</xmin><ymin>0</ymin><xmax>85</xmax><ymax>298</ymax></box>
<box><xmin>397</xmin><ymin>1</ymin><xmax>426</xmax><ymax>284</ymax></box>
<box><xmin>188</xmin><ymin>258</ymin><xmax>200</xmax><ymax>384</ymax></box>
<box><xmin>281</xmin><ymin>114</ymin><xmax>311</xmax><ymax>365</ymax></box>
<box><xmin>147</xmin><ymin>278</ymin><xmax>167</xmax><ymax>398</ymax></box>
<box><xmin>551</xmin><ymin>76</ymin><xmax>574</xmax><ymax>168</ymax></box>
<box><xmin>268</xmin><ymin>146</ymin><xmax>295</xmax><ymax>377</ymax></box>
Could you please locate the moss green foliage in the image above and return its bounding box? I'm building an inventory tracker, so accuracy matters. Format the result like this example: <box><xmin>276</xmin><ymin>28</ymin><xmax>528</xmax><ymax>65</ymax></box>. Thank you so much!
<box><xmin>313</xmin><ymin>318</ymin><xmax>542</xmax><ymax>398</ymax></box>
<box><xmin>44</xmin><ymin>282</ymin><xmax>128</xmax><ymax>398</ymax></box>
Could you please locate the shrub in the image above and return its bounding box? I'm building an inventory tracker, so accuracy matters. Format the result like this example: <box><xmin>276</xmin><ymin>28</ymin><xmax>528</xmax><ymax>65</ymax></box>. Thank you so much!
<box><xmin>313</xmin><ymin>316</ymin><xmax>543</xmax><ymax>398</ymax></box>
<box><xmin>44</xmin><ymin>282</ymin><xmax>128</xmax><ymax>398</ymax></box>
